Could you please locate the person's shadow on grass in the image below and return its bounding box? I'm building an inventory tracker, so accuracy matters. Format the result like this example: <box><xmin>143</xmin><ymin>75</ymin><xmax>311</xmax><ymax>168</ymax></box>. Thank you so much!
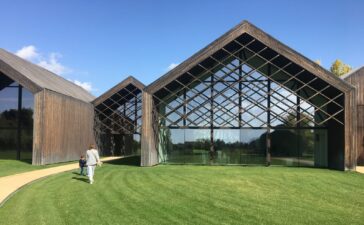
<box><xmin>72</xmin><ymin>176</ymin><xmax>89</xmax><ymax>183</ymax></box>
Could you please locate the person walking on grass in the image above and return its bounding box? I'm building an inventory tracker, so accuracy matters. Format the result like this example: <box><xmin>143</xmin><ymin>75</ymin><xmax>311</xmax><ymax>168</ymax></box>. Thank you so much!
<box><xmin>86</xmin><ymin>144</ymin><xmax>101</xmax><ymax>184</ymax></box>
<box><xmin>79</xmin><ymin>155</ymin><xmax>87</xmax><ymax>176</ymax></box>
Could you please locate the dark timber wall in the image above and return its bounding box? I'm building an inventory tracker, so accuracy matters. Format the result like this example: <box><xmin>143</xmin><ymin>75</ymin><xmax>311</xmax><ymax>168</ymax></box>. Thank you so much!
<box><xmin>343</xmin><ymin>67</ymin><xmax>364</xmax><ymax>165</ymax></box>
<box><xmin>32</xmin><ymin>89</ymin><xmax>96</xmax><ymax>165</ymax></box>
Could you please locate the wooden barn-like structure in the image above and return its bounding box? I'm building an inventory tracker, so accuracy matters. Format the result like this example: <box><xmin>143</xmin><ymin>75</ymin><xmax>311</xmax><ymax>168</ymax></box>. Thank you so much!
<box><xmin>0</xmin><ymin>48</ymin><xmax>95</xmax><ymax>165</ymax></box>
<box><xmin>1</xmin><ymin>21</ymin><xmax>361</xmax><ymax>171</ymax></box>
<box><xmin>142</xmin><ymin>21</ymin><xmax>357</xmax><ymax>170</ymax></box>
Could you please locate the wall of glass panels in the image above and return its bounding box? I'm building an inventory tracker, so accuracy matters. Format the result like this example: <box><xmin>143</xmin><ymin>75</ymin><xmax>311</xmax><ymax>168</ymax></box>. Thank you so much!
<box><xmin>0</xmin><ymin>74</ymin><xmax>34</xmax><ymax>160</ymax></box>
<box><xmin>94</xmin><ymin>84</ymin><xmax>142</xmax><ymax>157</ymax></box>
<box><xmin>154</xmin><ymin>33</ymin><xmax>344</xmax><ymax>167</ymax></box>
<box><xmin>270</xmin><ymin>129</ymin><xmax>327</xmax><ymax>167</ymax></box>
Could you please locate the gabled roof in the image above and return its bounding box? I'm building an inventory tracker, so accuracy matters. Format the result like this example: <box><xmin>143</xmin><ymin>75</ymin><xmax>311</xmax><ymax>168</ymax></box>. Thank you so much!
<box><xmin>92</xmin><ymin>76</ymin><xmax>145</xmax><ymax>106</ymax></box>
<box><xmin>0</xmin><ymin>48</ymin><xmax>95</xmax><ymax>102</ymax></box>
<box><xmin>341</xmin><ymin>66</ymin><xmax>364</xmax><ymax>80</ymax></box>
<box><xmin>145</xmin><ymin>20</ymin><xmax>354</xmax><ymax>94</ymax></box>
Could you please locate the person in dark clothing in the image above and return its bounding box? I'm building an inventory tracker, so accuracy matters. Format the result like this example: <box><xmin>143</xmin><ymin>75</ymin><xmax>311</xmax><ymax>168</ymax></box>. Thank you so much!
<box><xmin>79</xmin><ymin>155</ymin><xmax>87</xmax><ymax>176</ymax></box>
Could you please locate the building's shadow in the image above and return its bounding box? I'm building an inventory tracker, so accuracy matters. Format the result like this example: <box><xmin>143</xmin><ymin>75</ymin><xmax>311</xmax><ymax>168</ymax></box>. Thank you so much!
<box><xmin>103</xmin><ymin>156</ymin><xmax>140</xmax><ymax>167</ymax></box>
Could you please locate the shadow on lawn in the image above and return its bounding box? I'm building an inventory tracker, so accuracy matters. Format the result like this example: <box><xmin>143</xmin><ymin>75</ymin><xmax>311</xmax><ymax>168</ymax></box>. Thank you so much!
<box><xmin>104</xmin><ymin>156</ymin><xmax>140</xmax><ymax>167</ymax></box>
<box><xmin>72</xmin><ymin>177</ymin><xmax>89</xmax><ymax>183</ymax></box>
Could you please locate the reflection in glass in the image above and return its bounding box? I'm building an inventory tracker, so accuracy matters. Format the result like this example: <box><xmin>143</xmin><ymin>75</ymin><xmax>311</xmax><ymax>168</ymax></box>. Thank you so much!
<box><xmin>164</xmin><ymin>129</ymin><xmax>185</xmax><ymax>163</ymax></box>
<box><xmin>0</xmin><ymin>87</ymin><xmax>18</xmax><ymax>114</ymax></box>
<box><xmin>0</xmin><ymin>75</ymin><xmax>34</xmax><ymax>160</ymax></box>
<box><xmin>185</xmin><ymin>129</ymin><xmax>210</xmax><ymax>164</ymax></box>
<box><xmin>270</xmin><ymin>129</ymin><xmax>299</xmax><ymax>166</ymax></box>
<box><xmin>297</xmin><ymin>129</ymin><xmax>314</xmax><ymax>167</ymax></box>
<box><xmin>0</xmin><ymin>129</ymin><xmax>17</xmax><ymax>159</ymax></box>
<box><xmin>214</xmin><ymin>129</ymin><xmax>240</xmax><ymax>164</ymax></box>
<box><xmin>133</xmin><ymin>134</ymin><xmax>141</xmax><ymax>155</ymax></box>
<box><xmin>20</xmin><ymin>88</ymin><xmax>34</xmax><ymax>160</ymax></box>
<box><xmin>240</xmin><ymin>129</ymin><xmax>266</xmax><ymax>164</ymax></box>
<box><xmin>270</xmin><ymin>129</ymin><xmax>328</xmax><ymax>167</ymax></box>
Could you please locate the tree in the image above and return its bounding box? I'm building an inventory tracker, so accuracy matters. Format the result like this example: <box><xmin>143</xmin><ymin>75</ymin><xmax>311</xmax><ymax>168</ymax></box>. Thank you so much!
<box><xmin>314</xmin><ymin>59</ymin><xmax>321</xmax><ymax>65</ymax></box>
<box><xmin>330</xmin><ymin>59</ymin><xmax>352</xmax><ymax>77</ymax></box>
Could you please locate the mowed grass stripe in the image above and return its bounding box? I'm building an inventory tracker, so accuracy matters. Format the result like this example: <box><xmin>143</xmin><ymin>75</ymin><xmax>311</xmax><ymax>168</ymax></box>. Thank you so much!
<box><xmin>0</xmin><ymin>157</ymin><xmax>363</xmax><ymax>225</ymax></box>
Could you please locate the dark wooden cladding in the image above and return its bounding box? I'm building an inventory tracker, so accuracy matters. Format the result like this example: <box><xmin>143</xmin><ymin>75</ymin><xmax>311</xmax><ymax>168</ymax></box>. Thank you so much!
<box><xmin>344</xmin><ymin>90</ymin><xmax>357</xmax><ymax>169</ymax></box>
<box><xmin>343</xmin><ymin>67</ymin><xmax>364</xmax><ymax>165</ymax></box>
<box><xmin>32</xmin><ymin>89</ymin><xmax>96</xmax><ymax>165</ymax></box>
<box><xmin>32</xmin><ymin>91</ymin><xmax>45</xmax><ymax>165</ymax></box>
<box><xmin>141</xmin><ymin>91</ymin><xmax>158</xmax><ymax>166</ymax></box>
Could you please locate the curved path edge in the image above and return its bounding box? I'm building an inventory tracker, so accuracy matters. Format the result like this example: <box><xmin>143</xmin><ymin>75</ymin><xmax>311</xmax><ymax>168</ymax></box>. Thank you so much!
<box><xmin>357</xmin><ymin>166</ymin><xmax>364</xmax><ymax>174</ymax></box>
<box><xmin>0</xmin><ymin>156</ymin><xmax>123</xmax><ymax>207</ymax></box>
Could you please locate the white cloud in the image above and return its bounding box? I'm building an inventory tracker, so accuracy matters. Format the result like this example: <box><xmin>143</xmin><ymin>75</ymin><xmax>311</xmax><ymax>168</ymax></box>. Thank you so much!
<box><xmin>37</xmin><ymin>53</ymin><xmax>69</xmax><ymax>75</ymax></box>
<box><xmin>167</xmin><ymin>63</ymin><xmax>179</xmax><ymax>71</ymax></box>
<box><xmin>16</xmin><ymin>45</ymin><xmax>39</xmax><ymax>60</ymax></box>
<box><xmin>71</xmin><ymin>80</ymin><xmax>93</xmax><ymax>92</ymax></box>
<box><xmin>15</xmin><ymin>45</ymin><xmax>95</xmax><ymax>93</ymax></box>
<box><xmin>15</xmin><ymin>45</ymin><xmax>70</xmax><ymax>75</ymax></box>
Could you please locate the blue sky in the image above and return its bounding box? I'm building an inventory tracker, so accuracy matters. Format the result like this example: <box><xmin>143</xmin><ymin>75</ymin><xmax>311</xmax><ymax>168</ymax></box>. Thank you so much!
<box><xmin>0</xmin><ymin>0</ymin><xmax>363</xmax><ymax>96</ymax></box>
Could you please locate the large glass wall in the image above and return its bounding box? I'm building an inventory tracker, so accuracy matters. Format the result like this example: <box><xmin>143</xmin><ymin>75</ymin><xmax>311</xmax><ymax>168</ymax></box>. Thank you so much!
<box><xmin>0</xmin><ymin>74</ymin><xmax>34</xmax><ymax>160</ymax></box>
<box><xmin>94</xmin><ymin>84</ymin><xmax>142</xmax><ymax>157</ymax></box>
<box><xmin>154</xmin><ymin>33</ymin><xmax>344</xmax><ymax>168</ymax></box>
<box><xmin>270</xmin><ymin>129</ymin><xmax>327</xmax><ymax>167</ymax></box>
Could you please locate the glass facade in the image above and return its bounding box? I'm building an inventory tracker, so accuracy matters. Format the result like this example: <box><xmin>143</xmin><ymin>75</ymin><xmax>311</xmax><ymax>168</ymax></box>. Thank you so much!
<box><xmin>0</xmin><ymin>76</ymin><xmax>34</xmax><ymax>160</ymax></box>
<box><xmin>270</xmin><ymin>129</ymin><xmax>327</xmax><ymax>167</ymax></box>
<box><xmin>154</xmin><ymin>33</ymin><xmax>344</xmax><ymax>168</ymax></box>
<box><xmin>94</xmin><ymin>84</ymin><xmax>142</xmax><ymax>157</ymax></box>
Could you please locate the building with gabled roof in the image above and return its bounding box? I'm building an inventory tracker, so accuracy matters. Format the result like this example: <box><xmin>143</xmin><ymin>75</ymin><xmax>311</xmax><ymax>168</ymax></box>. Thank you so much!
<box><xmin>0</xmin><ymin>48</ymin><xmax>95</xmax><ymax>165</ymax></box>
<box><xmin>141</xmin><ymin>21</ymin><xmax>357</xmax><ymax>170</ymax></box>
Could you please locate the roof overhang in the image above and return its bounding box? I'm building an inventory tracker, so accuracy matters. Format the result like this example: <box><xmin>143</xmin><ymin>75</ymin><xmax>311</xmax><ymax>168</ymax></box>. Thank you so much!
<box><xmin>92</xmin><ymin>76</ymin><xmax>145</xmax><ymax>106</ymax></box>
<box><xmin>0</xmin><ymin>58</ymin><xmax>42</xmax><ymax>93</ymax></box>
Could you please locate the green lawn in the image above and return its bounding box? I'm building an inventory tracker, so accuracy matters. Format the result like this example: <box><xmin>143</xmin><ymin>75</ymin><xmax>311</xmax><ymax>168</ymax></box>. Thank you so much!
<box><xmin>0</xmin><ymin>157</ymin><xmax>363</xmax><ymax>225</ymax></box>
<box><xmin>0</xmin><ymin>159</ymin><xmax>76</xmax><ymax>177</ymax></box>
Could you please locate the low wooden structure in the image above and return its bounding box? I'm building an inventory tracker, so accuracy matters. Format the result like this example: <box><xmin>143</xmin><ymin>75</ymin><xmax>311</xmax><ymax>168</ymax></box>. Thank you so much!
<box><xmin>0</xmin><ymin>48</ymin><xmax>95</xmax><ymax>165</ymax></box>
<box><xmin>342</xmin><ymin>67</ymin><xmax>364</xmax><ymax>165</ymax></box>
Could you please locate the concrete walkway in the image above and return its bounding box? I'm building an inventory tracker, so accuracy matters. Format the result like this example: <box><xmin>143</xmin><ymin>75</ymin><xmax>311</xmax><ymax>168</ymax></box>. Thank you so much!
<box><xmin>0</xmin><ymin>156</ymin><xmax>122</xmax><ymax>206</ymax></box>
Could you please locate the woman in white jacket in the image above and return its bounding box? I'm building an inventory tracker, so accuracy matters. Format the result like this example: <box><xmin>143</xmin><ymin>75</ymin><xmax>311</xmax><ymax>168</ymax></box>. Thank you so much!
<box><xmin>86</xmin><ymin>144</ymin><xmax>101</xmax><ymax>184</ymax></box>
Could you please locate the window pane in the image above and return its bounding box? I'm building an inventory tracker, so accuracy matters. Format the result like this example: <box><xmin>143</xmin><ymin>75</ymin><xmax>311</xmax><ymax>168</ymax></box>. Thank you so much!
<box><xmin>133</xmin><ymin>134</ymin><xmax>141</xmax><ymax>155</ymax></box>
<box><xmin>0</xmin><ymin>129</ymin><xmax>17</xmax><ymax>159</ymax></box>
<box><xmin>20</xmin><ymin>88</ymin><xmax>34</xmax><ymax>160</ymax></box>
<box><xmin>297</xmin><ymin>129</ymin><xmax>314</xmax><ymax>167</ymax></box>
<box><xmin>163</xmin><ymin>129</ymin><xmax>185</xmax><ymax>163</ymax></box>
<box><xmin>240</xmin><ymin>129</ymin><xmax>267</xmax><ymax>164</ymax></box>
<box><xmin>22</xmin><ymin>88</ymin><xmax>34</xmax><ymax>109</ymax></box>
<box><xmin>214</xmin><ymin>129</ymin><xmax>240</xmax><ymax>164</ymax></box>
<box><xmin>185</xmin><ymin>129</ymin><xmax>210</xmax><ymax>164</ymax></box>
<box><xmin>0</xmin><ymin>87</ymin><xmax>18</xmax><ymax>128</ymax></box>
<box><xmin>270</xmin><ymin>129</ymin><xmax>299</xmax><ymax>166</ymax></box>
<box><xmin>313</xmin><ymin>129</ymin><xmax>328</xmax><ymax>167</ymax></box>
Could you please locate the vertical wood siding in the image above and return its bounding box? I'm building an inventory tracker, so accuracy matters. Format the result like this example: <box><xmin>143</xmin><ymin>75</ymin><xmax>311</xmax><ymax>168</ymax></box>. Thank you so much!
<box><xmin>344</xmin><ymin>68</ymin><xmax>364</xmax><ymax>166</ymax></box>
<box><xmin>32</xmin><ymin>89</ymin><xmax>95</xmax><ymax>165</ymax></box>
<box><xmin>141</xmin><ymin>92</ymin><xmax>158</xmax><ymax>166</ymax></box>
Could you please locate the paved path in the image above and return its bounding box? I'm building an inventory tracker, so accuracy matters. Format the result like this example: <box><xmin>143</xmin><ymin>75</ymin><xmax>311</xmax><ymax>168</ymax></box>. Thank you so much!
<box><xmin>357</xmin><ymin>166</ymin><xmax>364</xmax><ymax>174</ymax></box>
<box><xmin>0</xmin><ymin>156</ymin><xmax>122</xmax><ymax>206</ymax></box>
